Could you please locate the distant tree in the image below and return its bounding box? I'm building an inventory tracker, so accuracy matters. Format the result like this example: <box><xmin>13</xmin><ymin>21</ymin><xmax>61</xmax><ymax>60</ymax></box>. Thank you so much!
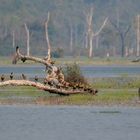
<box><xmin>24</xmin><ymin>23</ymin><xmax>30</xmax><ymax>56</ymax></box>
<box><xmin>85</xmin><ymin>7</ymin><xmax>108</xmax><ymax>58</ymax></box>
<box><xmin>110</xmin><ymin>20</ymin><xmax>131</xmax><ymax>57</ymax></box>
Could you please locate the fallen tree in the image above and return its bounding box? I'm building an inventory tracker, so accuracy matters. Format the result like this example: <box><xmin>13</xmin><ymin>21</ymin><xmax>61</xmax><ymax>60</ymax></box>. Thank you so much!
<box><xmin>0</xmin><ymin>46</ymin><xmax>97</xmax><ymax>95</ymax></box>
<box><xmin>0</xmin><ymin>13</ymin><xmax>97</xmax><ymax>96</ymax></box>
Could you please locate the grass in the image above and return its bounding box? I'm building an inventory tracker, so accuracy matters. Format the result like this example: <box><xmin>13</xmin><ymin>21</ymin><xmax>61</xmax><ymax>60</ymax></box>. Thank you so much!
<box><xmin>0</xmin><ymin>56</ymin><xmax>140</xmax><ymax>66</ymax></box>
<box><xmin>90</xmin><ymin>77</ymin><xmax>140</xmax><ymax>89</ymax></box>
<box><xmin>0</xmin><ymin>86</ymin><xmax>139</xmax><ymax>106</ymax></box>
<box><xmin>0</xmin><ymin>86</ymin><xmax>52</xmax><ymax>98</ymax></box>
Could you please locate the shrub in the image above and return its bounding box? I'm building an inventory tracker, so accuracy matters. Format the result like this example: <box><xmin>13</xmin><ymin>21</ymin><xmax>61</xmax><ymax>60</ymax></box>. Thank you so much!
<box><xmin>63</xmin><ymin>63</ymin><xmax>87</xmax><ymax>85</ymax></box>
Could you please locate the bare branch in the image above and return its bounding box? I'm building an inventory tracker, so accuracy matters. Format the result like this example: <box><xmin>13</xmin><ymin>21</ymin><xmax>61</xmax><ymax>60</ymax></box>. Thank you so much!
<box><xmin>109</xmin><ymin>19</ymin><xmax>131</xmax><ymax>38</ymax></box>
<box><xmin>24</xmin><ymin>23</ymin><xmax>30</xmax><ymax>56</ymax></box>
<box><xmin>94</xmin><ymin>17</ymin><xmax>108</xmax><ymax>37</ymax></box>
<box><xmin>45</xmin><ymin>12</ymin><xmax>51</xmax><ymax>61</ymax></box>
<box><xmin>12</xmin><ymin>30</ymin><xmax>15</xmax><ymax>48</ymax></box>
<box><xmin>12</xmin><ymin>46</ymin><xmax>52</xmax><ymax>69</ymax></box>
<box><xmin>124</xmin><ymin>25</ymin><xmax>131</xmax><ymax>38</ymax></box>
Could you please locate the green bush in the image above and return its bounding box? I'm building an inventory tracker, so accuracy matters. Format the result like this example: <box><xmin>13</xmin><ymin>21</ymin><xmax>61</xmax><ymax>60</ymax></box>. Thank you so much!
<box><xmin>63</xmin><ymin>63</ymin><xmax>87</xmax><ymax>84</ymax></box>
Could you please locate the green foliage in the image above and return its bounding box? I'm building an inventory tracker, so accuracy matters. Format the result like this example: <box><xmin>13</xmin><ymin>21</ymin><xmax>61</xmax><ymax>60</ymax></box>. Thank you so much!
<box><xmin>63</xmin><ymin>63</ymin><xmax>87</xmax><ymax>84</ymax></box>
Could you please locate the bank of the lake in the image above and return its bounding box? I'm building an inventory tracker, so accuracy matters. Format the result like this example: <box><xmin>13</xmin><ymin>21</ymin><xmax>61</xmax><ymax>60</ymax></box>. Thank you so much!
<box><xmin>0</xmin><ymin>57</ymin><xmax>140</xmax><ymax>106</ymax></box>
<box><xmin>0</xmin><ymin>86</ymin><xmax>139</xmax><ymax>106</ymax></box>
<box><xmin>0</xmin><ymin>56</ymin><xmax>140</xmax><ymax>66</ymax></box>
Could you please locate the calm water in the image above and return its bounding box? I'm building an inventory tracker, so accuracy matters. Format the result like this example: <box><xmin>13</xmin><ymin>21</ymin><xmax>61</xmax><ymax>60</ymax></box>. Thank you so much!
<box><xmin>0</xmin><ymin>106</ymin><xmax>140</xmax><ymax>140</ymax></box>
<box><xmin>0</xmin><ymin>65</ymin><xmax>140</xmax><ymax>78</ymax></box>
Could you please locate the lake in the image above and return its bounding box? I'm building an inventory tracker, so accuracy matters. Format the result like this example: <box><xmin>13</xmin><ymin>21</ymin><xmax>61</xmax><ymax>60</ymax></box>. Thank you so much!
<box><xmin>0</xmin><ymin>65</ymin><xmax>140</xmax><ymax>78</ymax></box>
<box><xmin>0</xmin><ymin>106</ymin><xmax>140</xmax><ymax>140</ymax></box>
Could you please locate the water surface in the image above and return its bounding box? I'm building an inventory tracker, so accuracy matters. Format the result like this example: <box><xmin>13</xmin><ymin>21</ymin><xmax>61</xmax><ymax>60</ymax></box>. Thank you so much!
<box><xmin>0</xmin><ymin>65</ymin><xmax>140</xmax><ymax>78</ymax></box>
<box><xmin>0</xmin><ymin>106</ymin><xmax>140</xmax><ymax>140</ymax></box>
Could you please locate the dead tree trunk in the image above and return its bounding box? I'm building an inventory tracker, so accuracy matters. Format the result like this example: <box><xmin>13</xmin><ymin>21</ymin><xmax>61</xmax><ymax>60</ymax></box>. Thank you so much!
<box><xmin>136</xmin><ymin>15</ymin><xmax>140</xmax><ymax>57</ymax></box>
<box><xmin>110</xmin><ymin>20</ymin><xmax>131</xmax><ymax>57</ymax></box>
<box><xmin>70</xmin><ymin>23</ymin><xmax>73</xmax><ymax>53</ymax></box>
<box><xmin>12</xmin><ymin>30</ymin><xmax>15</xmax><ymax>48</ymax></box>
<box><xmin>86</xmin><ymin>7</ymin><xmax>108</xmax><ymax>58</ymax></box>
<box><xmin>24</xmin><ymin>23</ymin><xmax>30</xmax><ymax>56</ymax></box>
<box><xmin>45</xmin><ymin>12</ymin><xmax>51</xmax><ymax>61</ymax></box>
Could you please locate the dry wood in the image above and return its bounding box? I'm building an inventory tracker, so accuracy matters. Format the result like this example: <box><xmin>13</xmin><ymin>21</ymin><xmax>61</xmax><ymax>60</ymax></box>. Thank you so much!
<box><xmin>24</xmin><ymin>23</ymin><xmax>30</xmax><ymax>56</ymax></box>
<box><xmin>137</xmin><ymin>15</ymin><xmax>140</xmax><ymax>57</ymax></box>
<box><xmin>0</xmin><ymin>80</ymin><xmax>84</xmax><ymax>96</ymax></box>
<box><xmin>86</xmin><ymin>7</ymin><xmax>108</xmax><ymax>57</ymax></box>
<box><xmin>45</xmin><ymin>12</ymin><xmax>51</xmax><ymax>61</ymax></box>
<box><xmin>12</xmin><ymin>30</ymin><xmax>15</xmax><ymax>48</ymax></box>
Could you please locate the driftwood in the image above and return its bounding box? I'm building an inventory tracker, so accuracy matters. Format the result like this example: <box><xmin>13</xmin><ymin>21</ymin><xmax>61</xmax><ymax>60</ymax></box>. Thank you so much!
<box><xmin>0</xmin><ymin>80</ymin><xmax>83</xmax><ymax>96</ymax></box>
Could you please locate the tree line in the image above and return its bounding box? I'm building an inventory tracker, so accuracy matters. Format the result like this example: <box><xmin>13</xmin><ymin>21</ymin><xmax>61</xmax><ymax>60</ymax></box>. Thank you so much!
<box><xmin>0</xmin><ymin>0</ymin><xmax>140</xmax><ymax>58</ymax></box>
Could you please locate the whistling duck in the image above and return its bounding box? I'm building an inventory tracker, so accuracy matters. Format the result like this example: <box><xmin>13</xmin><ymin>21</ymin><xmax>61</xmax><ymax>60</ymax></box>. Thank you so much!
<box><xmin>10</xmin><ymin>72</ymin><xmax>13</xmax><ymax>80</ymax></box>
<box><xmin>1</xmin><ymin>74</ymin><xmax>5</xmax><ymax>82</ymax></box>
<box><xmin>34</xmin><ymin>76</ymin><xmax>38</xmax><ymax>82</ymax></box>
<box><xmin>22</xmin><ymin>74</ymin><xmax>27</xmax><ymax>80</ymax></box>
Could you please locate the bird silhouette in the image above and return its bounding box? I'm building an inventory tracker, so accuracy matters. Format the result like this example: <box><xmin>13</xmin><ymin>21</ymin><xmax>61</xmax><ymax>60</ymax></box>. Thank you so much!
<box><xmin>10</xmin><ymin>72</ymin><xmax>13</xmax><ymax>80</ymax></box>
<box><xmin>34</xmin><ymin>76</ymin><xmax>38</xmax><ymax>82</ymax></box>
<box><xmin>22</xmin><ymin>74</ymin><xmax>27</xmax><ymax>80</ymax></box>
<box><xmin>43</xmin><ymin>79</ymin><xmax>47</xmax><ymax>85</ymax></box>
<box><xmin>1</xmin><ymin>74</ymin><xmax>5</xmax><ymax>82</ymax></box>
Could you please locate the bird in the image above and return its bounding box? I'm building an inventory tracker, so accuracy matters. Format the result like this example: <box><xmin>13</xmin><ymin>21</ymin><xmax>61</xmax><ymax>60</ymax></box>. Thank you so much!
<box><xmin>1</xmin><ymin>74</ymin><xmax>5</xmax><ymax>82</ymax></box>
<box><xmin>21</xmin><ymin>57</ymin><xmax>26</xmax><ymax>63</ymax></box>
<box><xmin>34</xmin><ymin>76</ymin><xmax>38</xmax><ymax>82</ymax></box>
<box><xmin>43</xmin><ymin>79</ymin><xmax>47</xmax><ymax>85</ymax></box>
<box><xmin>22</xmin><ymin>74</ymin><xmax>27</xmax><ymax>80</ymax></box>
<box><xmin>10</xmin><ymin>72</ymin><xmax>13</xmax><ymax>80</ymax></box>
<box><xmin>93</xmin><ymin>89</ymin><xmax>98</xmax><ymax>95</ymax></box>
<box><xmin>48</xmin><ymin>81</ymin><xmax>53</xmax><ymax>88</ymax></box>
<box><xmin>12</xmin><ymin>46</ymin><xmax>20</xmax><ymax>64</ymax></box>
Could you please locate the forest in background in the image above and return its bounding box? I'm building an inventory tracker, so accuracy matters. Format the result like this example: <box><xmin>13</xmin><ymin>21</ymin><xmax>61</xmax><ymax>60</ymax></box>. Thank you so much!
<box><xmin>0</xmin><ymin>0</ymin><xmax>140</xmax><ymax>57</ymax></box>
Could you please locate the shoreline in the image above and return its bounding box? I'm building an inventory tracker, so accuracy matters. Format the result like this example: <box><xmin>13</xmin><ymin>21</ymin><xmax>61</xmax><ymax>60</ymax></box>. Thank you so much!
<box><xmin>0</xmin><ymin>97</ymin><xmax>140</xmax><ymax>107</ymax></box>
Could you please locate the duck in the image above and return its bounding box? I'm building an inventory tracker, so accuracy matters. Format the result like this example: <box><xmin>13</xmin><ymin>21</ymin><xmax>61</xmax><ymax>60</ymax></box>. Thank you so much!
<box><xmin>34</xmin><ymin>76</ymin><xmax>38</xmax><ymax>82</ymax></box>
<box><xmin>1</xmin><ymin>74</ymin><xmax>5</xmax><ymax>82</ymax></box>
<box><xmin>22</xmin><ymin>74</ymin><xmax>27</xmax><ymax>80</ymax></box>
<box><xmin>10</xmin><ymin>72</ymin><xmax>13</xmax><ymax>80</ymax></box>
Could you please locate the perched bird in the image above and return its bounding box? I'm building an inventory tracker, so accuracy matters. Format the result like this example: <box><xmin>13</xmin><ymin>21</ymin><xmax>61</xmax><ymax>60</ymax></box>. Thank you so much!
<box><xmin>48</xmin><ymin>81</ymin><xmax>53</xmax><ymax>88</ymax></box>
<box><xmin>93</xmin><ymin>89</ymin><xmax>98</xmax><ymax>95</ymax></box>
<box><xmin>1</xmin><ymin>74</ymin><xmax>5</xmax><ymax>82</ymax></box>
<box><xmin>34</xmin><ymin>76</ymin><xmax>38</xmax><ymax>82</ymax></box>
<box><xmin>10</xmin><ymin>72</ymin><xmax>13</xmax><ymax>80</ymax></box>
<box><xmin>12</xmin><ymin>46</ymin><xmax>20</xmax><ymax>64</ymax></box>
<box><xmin>50</xmin><ymin>60</ymin><xmax>55</xmax><ymax>65</ymax></box>
<box><xmin>21</xmin><ymin>57</ymin><xmax>26</xmax><ymax>63</ymax></box>
<box><xmin>43</xmin><ymin>79</ymin><xmax>47</xmax><ymax>85</ymax></box>
<box><xmin>22</xmin><ymin>74</ymin><xmax>27</xmax><ymax>80</ymax></box>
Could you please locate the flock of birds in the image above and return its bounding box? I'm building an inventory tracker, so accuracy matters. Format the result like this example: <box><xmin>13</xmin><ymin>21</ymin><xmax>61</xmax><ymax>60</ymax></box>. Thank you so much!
<box><xmin>0</xmin><ymin>73</ymin><xmax>97</xmax><ymax>94</ymax></box>
<box><xmin>1</xmin><ymin>73</ymin><xmax>31</xmax><ymax>82</ymax></box>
